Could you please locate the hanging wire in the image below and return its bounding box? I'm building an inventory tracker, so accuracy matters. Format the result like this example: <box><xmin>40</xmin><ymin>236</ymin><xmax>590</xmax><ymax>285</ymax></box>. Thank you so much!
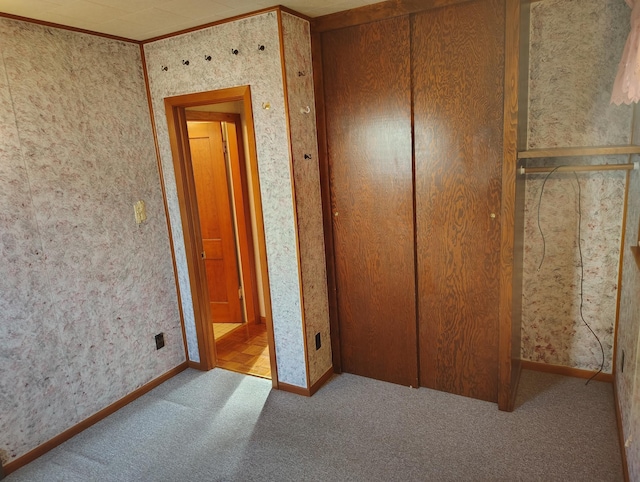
<box><xmin>536</xmin><ymin>167</ymin><xmax>605</xmax><ymax>385</ymax></box>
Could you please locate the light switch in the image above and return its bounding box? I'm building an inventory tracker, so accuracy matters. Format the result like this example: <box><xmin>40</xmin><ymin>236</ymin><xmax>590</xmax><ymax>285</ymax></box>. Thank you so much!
<box><xmin>134</xmin><ymin>200</ymin><xmax>147</xmax><ymax>224</ymax></box>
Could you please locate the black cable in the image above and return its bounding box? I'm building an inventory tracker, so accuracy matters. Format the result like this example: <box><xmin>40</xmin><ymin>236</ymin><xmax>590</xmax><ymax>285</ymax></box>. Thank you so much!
<box><xmin>536</xmin><ymin>166</ymin><xmax>562</xmax><ymax>271</ymax></box>
<box><xmin>572</xmin><ymin>172</ymin><xmax>605</xmax><ymax>384</ymax></box>
<box><xmin>536</xmin><ymin>168</ymin><xmax>605</xmax><ymax>385</ymax></box>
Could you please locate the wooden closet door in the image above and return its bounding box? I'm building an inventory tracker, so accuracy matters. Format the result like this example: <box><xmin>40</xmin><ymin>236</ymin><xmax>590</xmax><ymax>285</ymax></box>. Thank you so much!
<box><xmin>322</xmin><ymin>16</ymin><xmax>418</xmax><ymax>387</ymax></box>
<box><xmin>413</xmin><ymin>0</ymin><xmax>505</xmax><ymax>402</ymax></box>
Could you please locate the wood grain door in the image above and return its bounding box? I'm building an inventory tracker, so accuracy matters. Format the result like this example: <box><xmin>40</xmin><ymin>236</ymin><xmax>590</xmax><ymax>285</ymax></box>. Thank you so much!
<box><xmin>188</xmin><ymin>121</ymin><xmax>243</xmax><ymax>324</ymax></box>
<box><xmin>322</xmin><ymin>16</ymin><xmax>418</xmax><ymax>387</ymax></box>
<box><xmin>412</xmin><ymin>0</ymin><xmax>505</xmax><ymax>402</ymax></box>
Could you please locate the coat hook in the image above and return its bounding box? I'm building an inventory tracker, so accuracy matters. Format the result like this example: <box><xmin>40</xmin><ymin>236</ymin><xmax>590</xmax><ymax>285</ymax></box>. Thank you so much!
<box><xmin>205</xmin><ymin>55</ymin><xmax>212</xmax><ymax>61</ymax></box>
<box><xmin>262</xmin><ymin>102</ymin><xmax>271</xmax><ymax>110</ymax></box>
<box><xmin>258</xmin><ymin>44</ymin><xmax>265</xmax><ymax>51</ymax></box>
<box><xmin>182</xmin><ymin>60</ymin><xmax>190</xmax><ymax>66</ymax></box>
<box><xmin>298</xmin><ymin>71</ymin><xmax>306</xmax><ymax>77</ymax></box>
<box><xmin>304</xmin><ymin>154</ymin><xmax>312</xmax><ymax>160</ymax></box>
<box><xmin>161</xmin><ymin>65</ymin><xmax>168</xmax><ymax>71</ymax></box>
<box><xmin>231</xmin><ymin>48</ymin><xmax>239</xmax><ymax>55</ymax></box>
<box><xmin>300</xmin><ymin>106</ymin><xmax>311</xmax><ymax>114</ymax></box>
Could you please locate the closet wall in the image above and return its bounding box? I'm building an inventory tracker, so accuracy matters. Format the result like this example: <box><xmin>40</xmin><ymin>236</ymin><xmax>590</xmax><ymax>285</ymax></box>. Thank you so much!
<box><xmin>520</xmin><ymin>0</ymin><xmax>631</xmax><ymax>374</ymax></box>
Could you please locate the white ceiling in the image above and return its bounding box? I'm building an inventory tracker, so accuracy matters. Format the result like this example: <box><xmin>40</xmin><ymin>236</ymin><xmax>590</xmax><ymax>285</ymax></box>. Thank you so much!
<box><xmin>0</xmin><ymin>0</ymin><xmax>382</xmax><ymax>41</ymax></box>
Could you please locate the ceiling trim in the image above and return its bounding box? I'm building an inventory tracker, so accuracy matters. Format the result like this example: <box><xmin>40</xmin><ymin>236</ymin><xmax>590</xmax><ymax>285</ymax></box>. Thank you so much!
<box><xmin>0</xmin><ymin>5</ymin><xmax>312</xmax><ymax>46</ymax></box>
<box><xmin>142</xmin><ymin>6</ymin><xmax>278</xmax><ymax>44</ymax></box>
<box><xmin>142</xmin><ymin>5</ymin><xmax>308</xmax><ymax>44</ymax></box>
<box><xmin>0</xmin><ymin>11</ymin><xmax>138</xmax><ymax>44</ymax></box>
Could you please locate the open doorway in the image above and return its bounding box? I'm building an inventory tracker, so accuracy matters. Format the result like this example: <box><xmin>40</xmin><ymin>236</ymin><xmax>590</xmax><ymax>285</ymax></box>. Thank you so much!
<box><xmin>164</xmin><ymin>86</ymin><xmax>277</xmax><ymax>385</ymax></box>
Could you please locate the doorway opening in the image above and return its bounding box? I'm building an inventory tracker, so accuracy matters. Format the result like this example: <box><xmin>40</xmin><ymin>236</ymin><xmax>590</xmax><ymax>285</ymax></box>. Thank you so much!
<box><xmin>164</xmin><ymin>86</ymin><xmax>278</xmax><ymax>385</ymax></box>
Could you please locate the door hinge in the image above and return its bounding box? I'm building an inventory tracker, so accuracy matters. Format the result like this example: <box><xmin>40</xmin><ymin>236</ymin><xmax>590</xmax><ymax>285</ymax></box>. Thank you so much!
<box><xmin>201</xmin><ymin>251</ymin><xmax>206</xmax><ymax>259</ymax></box>
<box><xmin>223</xmin><ymin>140</ymin><xmax>228</xmax><ymax>155</ymax></box>
<box><xmin>238</xmin><ymin>286</ymin><xmax>243</xmax><ymax>299</ymax></box>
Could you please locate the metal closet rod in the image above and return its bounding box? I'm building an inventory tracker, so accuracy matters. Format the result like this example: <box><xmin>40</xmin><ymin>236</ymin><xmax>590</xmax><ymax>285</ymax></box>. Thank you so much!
<box><xmin>520</xmin><ymin>162</ymin><xmax>639</xmax><ymax>175</ymax></box>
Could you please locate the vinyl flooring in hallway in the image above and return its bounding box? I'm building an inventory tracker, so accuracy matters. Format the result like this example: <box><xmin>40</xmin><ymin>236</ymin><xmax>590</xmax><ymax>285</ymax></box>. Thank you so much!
<box><xmin>214</xmin><ymin>322</ymin><xmax>271</xmax><ymax>379</ymax></box>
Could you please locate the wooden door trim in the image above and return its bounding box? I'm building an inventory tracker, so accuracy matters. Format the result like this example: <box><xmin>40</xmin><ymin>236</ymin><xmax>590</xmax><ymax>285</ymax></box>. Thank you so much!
<box><xmin>498</xmin><ymin>0</ymin><xmax>524</xmax><ymax>411</ymax></box>
<box><xmin>311</xmin><ymin>31</ymin><xmax>341</xmax><ymax>372</ymax></box>
<box><xmin>166</xmin><ymin>106</ymin><xmax>217</xmax><ymax>370</ymax></box>
<box><xmin>224</xmin><ymin>117</ymin><xmax>261</xmax><ymax>326</ymax></box>
<box><xmin>164</xmin><ymin>86</ymin><xmax>279</xmax><ymax>387</ymax></box>
<box><xmin>185</xmin><ymin>111</ymin><xmax>238</xmax><ymax>123</ymax></box>
<box><xmin>311</xmin><ymin>0</ymin><xmax>475</xmax><ymax>33</ymax></box>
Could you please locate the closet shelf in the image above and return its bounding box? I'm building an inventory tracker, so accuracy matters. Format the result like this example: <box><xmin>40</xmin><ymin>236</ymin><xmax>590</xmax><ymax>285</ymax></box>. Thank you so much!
<box><xmin>517</xmin><ymin>145</ymin><xmax>640</xmax><ymax>159</ymax></box>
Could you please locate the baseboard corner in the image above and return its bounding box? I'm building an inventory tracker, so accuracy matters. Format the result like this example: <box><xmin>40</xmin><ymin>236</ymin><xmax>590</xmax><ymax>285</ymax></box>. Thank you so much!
<box><xmin>521</xmin><ymin>360</ymin><xmax>613</xmax><ymax>383</ymax></box>
<box><xmin>277</xmin><ymin>381</ymin><xmax>311</xmax><ymax>397</ymax></box>
<box><xmin>309</xmin><ymin>366</ymin><xmax>335</xmax><ymax>396</ymax></box>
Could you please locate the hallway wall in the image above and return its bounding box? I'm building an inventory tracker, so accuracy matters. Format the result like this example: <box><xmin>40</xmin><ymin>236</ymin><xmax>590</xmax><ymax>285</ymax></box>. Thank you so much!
<box><xmin>143</xmin><ymin>11</ymin><xmax>309</xmax><ymax>388</ymax></box>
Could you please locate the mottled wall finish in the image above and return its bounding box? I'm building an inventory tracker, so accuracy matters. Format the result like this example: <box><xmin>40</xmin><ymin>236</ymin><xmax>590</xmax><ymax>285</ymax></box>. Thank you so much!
<box><xmin>143</xmin><ymin>12</ymin><xmax>308</xmax><ymax>388</ymax></box>
<box><xmin>281</xmin><ymin>13</ymin><xmax>332</xmax><ymax>386</ymax></box>
<box><xmin>522</xmin><ymin>159</ymin><xmax>625</xmax><ymax>373</ymax></box>
<box><xmin>618</xmin><ymin>154</ymin><xmax>640</xmax><ymax>478</ymax></box>
<box><xmin>521</xmin><ymin>0</ymin><xmax>632</xmax><ymax>373</ymax></box>
<box><xmin>0</xmin><ymin>19</ymin><xmax>184</xmax><ymax>463</ymax></box>
<box><xmin>527</xmin><ymin>0</ymin><xmax>632</xmax><ymax>149</ymax></box>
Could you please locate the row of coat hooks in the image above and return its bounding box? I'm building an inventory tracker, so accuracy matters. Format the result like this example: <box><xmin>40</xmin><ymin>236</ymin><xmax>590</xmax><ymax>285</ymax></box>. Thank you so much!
<box><xmin>161</xmin><ymin>45</ymin><xmax>266</xmax><ymax>70</ymax></box>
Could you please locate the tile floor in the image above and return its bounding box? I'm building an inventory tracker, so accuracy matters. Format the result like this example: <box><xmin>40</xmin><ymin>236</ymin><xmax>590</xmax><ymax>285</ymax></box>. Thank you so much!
<box><xmin>212</xmin><ymin>322</ymin><xmax>243</xmax><ymax>339</ymax></box>
<box><xmin>214</xmin><ymin>322</ymin><xmax>271</xmax><ymax>379</ymax></box>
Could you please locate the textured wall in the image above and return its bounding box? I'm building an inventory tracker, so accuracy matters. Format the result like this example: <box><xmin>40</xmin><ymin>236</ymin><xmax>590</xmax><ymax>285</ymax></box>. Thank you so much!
<box><xmin>527</xmin><ymin>0</ymin><xmax>632</xmax><ymax>149</ymax></box>
<box><xmin>0</xmin><ymin>19</ymin><xmax>184</xmax><ymax>463</ymax></box>
<box><xmin>143</xmin><ymin>12</ymin><xmax>308</xmax><ymax>388</ymax></box>
<box><xmin>522</xmin><ymin>158</ymin><xmax>625</xmax><ymax>372</ymax></box>
<box><xmin>281</xmin><ymin>13</ymin><xmax>332</xmax><ymax>386</ymax></box>
<box><xmin>618</xmin><ymin>153</ymin><xmax>640</xmax><ymax>479</ymax></box>
<box><xmin>521</xmin><ymin>0</ymin><xmax>631</xmax><ymax>373</ymax></box>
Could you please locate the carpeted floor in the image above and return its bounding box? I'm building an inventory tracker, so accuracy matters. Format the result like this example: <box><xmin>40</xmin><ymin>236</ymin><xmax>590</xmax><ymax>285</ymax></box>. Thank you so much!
<box><xmin>5</xmin><ymin>369</ymin><xmax>622</xmax><ymax>481</ymax></box>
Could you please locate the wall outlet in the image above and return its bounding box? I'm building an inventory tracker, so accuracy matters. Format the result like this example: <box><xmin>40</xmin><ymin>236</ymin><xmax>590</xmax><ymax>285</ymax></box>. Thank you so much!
<box><xmin>315</xmin><ymin>333</ymin><xmax>321</xmax><ymax>350</ymax></box>
<box><xmin>155</xmin><ymin>333</ymin><xmax>165</xmax><ymax>350</ymax></box>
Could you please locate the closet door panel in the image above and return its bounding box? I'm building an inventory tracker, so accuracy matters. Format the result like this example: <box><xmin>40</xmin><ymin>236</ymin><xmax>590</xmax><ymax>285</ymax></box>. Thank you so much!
<box><xmin>322</xmin><ymin>16</ymin><xmax>418</xmax><ymax>387</ymax></box>
<box><xmin>413</xmin><ymin>0</ymin><xmax>505</xmax><ymax>401</ymax></box>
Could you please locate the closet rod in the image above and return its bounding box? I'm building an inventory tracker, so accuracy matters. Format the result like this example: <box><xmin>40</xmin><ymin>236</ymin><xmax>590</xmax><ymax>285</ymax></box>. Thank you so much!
<box><xmin>520</xmin><ymin>162</ymin><xmax>638</xmax><ymax>175</ymax></box>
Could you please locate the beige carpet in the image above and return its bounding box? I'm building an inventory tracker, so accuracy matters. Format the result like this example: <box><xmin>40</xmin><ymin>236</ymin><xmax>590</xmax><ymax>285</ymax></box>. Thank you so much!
<box><xmin>5</xmin><ymin>369</ymin><xmax>623</xmax><ymax>481</ymax></box>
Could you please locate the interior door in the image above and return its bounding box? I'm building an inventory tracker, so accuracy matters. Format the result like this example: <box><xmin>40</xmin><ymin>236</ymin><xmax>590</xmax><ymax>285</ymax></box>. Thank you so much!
<box><xmin>322</xmin><ymin>16</ymin><xmax>418</xmax><ymax>387</ymax></box>
<box><xmin>188</xmin><ymin>121</ymin><xmax>243</xmax><ymax>324</ymax></box>
<box><xmin>413</xmin><ymin>0</ymin><xmax>504</xmax><ymax>402</ymax></box>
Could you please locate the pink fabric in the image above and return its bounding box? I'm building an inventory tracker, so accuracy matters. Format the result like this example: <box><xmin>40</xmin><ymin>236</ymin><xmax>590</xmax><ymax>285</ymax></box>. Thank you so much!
<box><xmin>611</xmin><ymin>0</ymin><xmax>640</xmax><ymax>105</ymax></box>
